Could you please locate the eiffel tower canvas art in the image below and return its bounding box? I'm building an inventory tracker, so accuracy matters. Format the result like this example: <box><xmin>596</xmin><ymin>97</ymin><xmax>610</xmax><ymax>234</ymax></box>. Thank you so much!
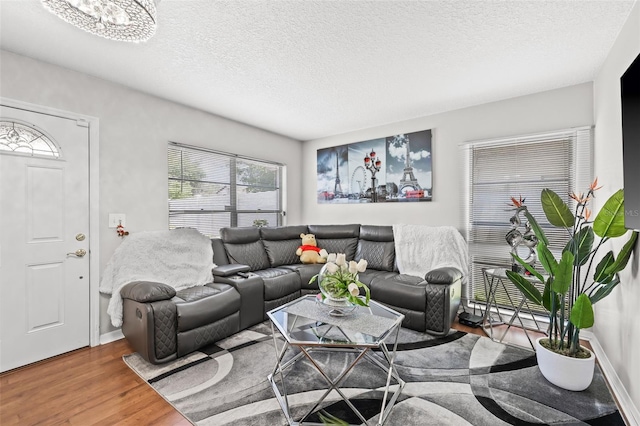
<box><xmin>386</xmin><ymin>130</ymin><xmax>432</xmax><ymax>201</ymax></box>
<box><xmin>316</xmin><ymin>129</ymin><xmax>432</xmax><ymax>204</ymax></box>
<box><xmin>316</xmin><ymin>145</ymin><xmax>349</xmax><ymax>202</ymax></box>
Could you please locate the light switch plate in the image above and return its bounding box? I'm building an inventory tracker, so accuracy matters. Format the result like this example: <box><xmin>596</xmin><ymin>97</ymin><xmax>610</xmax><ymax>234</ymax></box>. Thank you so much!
<box><xmin>108</xmin><ymin>213</ymin><xmax>126</xmax><ymax>228</ymax></box>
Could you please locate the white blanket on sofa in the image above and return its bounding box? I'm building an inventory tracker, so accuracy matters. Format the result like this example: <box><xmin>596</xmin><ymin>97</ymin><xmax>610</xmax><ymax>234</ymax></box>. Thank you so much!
<box><xmin>392</xmin><ymin>224</ymin><xmax>469</xmax><ymax>279</ymax></box>
<box><xmin>99</xmin><ymin>228</ymin><xmax>214</xmax><ymax>327</ymax></box>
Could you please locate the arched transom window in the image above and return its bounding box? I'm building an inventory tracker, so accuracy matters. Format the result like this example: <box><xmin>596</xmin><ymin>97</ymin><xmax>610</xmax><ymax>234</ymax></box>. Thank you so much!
<box><xmin>0</xmin><ymin>120</ymin><xmax>61</xmax><ymax>158</ymax></box>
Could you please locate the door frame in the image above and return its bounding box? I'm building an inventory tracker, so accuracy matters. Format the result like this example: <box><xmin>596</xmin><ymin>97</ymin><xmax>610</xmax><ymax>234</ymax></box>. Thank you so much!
<box><xmin>1</xmin><ymin>97</ymin><xmax>101</xmax><ymax>347</ymax></box>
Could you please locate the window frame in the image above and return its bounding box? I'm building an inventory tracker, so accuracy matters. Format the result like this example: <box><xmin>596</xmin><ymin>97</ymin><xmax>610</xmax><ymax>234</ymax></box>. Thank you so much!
<box><xmin>462</xmin><ymin>126</ymin><xmax>593</xmax><ymax>316</ymax></box>
<box><xmin>168</xmin><ymin>141</ymin><xmax>285</xmax><ymax>237</ymax></box>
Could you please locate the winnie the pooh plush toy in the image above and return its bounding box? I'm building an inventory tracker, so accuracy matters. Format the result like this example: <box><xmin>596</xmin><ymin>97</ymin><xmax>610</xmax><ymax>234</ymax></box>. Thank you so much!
<box><xmin>296</xmin><ymin>233</ymin><xmax>328</xmax><ymax>264</ymax></box>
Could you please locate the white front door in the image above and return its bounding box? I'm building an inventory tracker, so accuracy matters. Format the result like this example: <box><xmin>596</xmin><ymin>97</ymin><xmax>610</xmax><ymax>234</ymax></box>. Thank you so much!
<box><xmin>0</xmin><ymin>105</ymin><xmax>90</xmax><ymax>372</ymax></box>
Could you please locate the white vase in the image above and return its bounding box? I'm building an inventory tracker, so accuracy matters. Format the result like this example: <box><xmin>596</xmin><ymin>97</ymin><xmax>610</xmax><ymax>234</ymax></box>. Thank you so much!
<box><xmin>535</xmin><ymin>336</ymin><xmax>595</xmax><ymax>391</ymax></box>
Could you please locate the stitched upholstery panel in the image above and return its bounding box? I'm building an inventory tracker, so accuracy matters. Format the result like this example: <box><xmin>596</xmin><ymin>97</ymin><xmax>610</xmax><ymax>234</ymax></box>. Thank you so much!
<box><xmin>177</xmin><ymin>312</ymin><xmax>240</xmax><ymax>357</ymax></box>
<box><xmin>356</xmin><ymin>240</ymin><xmax>395</xmax><ymax>271</ymax></box>
<box><xmin>224</xmin><ymin>241</ymin><xmax>270</xmax><ymax>271</ymax></box>
<box><xmin>175</xmin><ymin>284</ymin><xmax>241</xmax><ymax>332</ymax></box>
<box><xmin>262</xmin><ymin>239</ymin><xmax>301</xmax><ymax>267</ymax></box>
<box><xmin>309</xmin><ymin>224</ymin><xmax>359</xmax><ymax>259</ymax></box>
<box><xmin>175</xmin><ymin>285</ymin><xmax>220</xmax><ymax>302</ymax></box>
<box><xmin>425</xmin><ymin>284</ymin><xmax>446</xmax><ymax>333</ymax></box>
<box><xmin>316</xmin><ymin>238</ymin><xmax>358</xmax><ymax>260</ymax></box>
<box><xmin>150</xmin><ymin>300</ymin><xmax>177</xmax><ymax>360</ymax></box>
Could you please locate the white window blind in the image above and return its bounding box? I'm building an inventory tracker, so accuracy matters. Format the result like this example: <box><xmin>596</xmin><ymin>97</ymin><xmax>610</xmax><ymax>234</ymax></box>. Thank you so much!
<box><xmin>168</xmin><ymin>142</ymin><xmax>284</xmax><ymax>237</ymax></box>
<box><xmin>463</xmin><ymin>127</ymin><xmax>592</xmax><ymax>314</ymax></box>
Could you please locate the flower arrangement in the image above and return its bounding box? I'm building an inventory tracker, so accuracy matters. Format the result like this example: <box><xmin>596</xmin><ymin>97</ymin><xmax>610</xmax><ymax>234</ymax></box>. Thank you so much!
<box><xmin>310</xmin><ymin>253</ymin><xmax>371</xmax><ymax>306</ymax></box>
<box><xmin>506</xmin><ymin>179</ymin><xmax>638</xmax><ymax>357</ymax></box>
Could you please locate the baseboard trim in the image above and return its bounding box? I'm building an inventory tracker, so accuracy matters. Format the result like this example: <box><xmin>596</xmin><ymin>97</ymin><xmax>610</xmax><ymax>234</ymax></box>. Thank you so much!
<box><xmin>99</xmin><ymin>329</ymin><xmax>124</xmax><ymax>345</ymax></box>
<box><xmin>581</xmin><ymin>330</ymin><xmax>639</xmax><ymax>426</ymax></box>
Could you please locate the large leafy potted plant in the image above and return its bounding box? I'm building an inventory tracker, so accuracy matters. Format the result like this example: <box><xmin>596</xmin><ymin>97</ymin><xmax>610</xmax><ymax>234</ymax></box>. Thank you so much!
<box><xmin>506</xmin><ymin>179</ymin><xmax>638</xmax><ymax>391</ymax></box>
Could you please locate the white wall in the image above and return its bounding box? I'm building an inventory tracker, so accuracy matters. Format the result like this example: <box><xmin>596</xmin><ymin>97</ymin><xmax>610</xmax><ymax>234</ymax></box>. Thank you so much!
<box><xmin>302</xmin><ymin>83</ymin><xmax>594</xmax><ymax>230</ymax></box>
<box><xmin>0</xmin><ymin>50</ymin><xmax>303</xmax><ymax>334</ymax></box>
<box><xmin>593</xmin><ymin>1</ymin><xmax>640</xmax><ymax>416</ymax></box>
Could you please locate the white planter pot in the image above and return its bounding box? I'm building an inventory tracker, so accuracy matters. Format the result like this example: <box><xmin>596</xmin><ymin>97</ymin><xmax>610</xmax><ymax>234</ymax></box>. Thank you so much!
<box><xmin>535</xmin><ymin>337</ymin><xmax>595</xmax><ymax>391</ymax></box>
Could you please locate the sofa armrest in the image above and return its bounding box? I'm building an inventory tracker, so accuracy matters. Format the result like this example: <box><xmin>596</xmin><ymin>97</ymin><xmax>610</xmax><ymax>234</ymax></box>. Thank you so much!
<box><xmin>425</xmin><ymin>267</ymin><xmax>463</xmax><ymax>284</ymax></box>
<box><xmin>213</xmin><ymin>264</ymin><xmax>251</xmax><ymax>277</ymax></box>
<box><xmin>120</xmin><ymin>281</ymin><xmax>176</xmax><ymax>302</ymax></box>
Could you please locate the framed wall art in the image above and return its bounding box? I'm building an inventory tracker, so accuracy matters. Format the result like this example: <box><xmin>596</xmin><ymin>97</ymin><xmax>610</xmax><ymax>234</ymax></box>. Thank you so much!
<box><xmin>316</xmin><ymin>129</ymin><xmax>432</xmax><ymax>204</ymax></box>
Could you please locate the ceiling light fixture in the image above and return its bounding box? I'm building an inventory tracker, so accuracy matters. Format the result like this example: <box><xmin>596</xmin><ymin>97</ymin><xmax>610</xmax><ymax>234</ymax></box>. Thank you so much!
<box><xmin>41</xmin><ymin>0</ymin><xmax>157</xmax><ymax>42</ymax></box>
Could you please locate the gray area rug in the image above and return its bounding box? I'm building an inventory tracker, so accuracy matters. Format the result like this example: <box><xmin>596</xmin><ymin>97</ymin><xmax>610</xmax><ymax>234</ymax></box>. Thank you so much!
<box><xmin>123</xmin><ymin>322</ymin><xmax>624</xmax><ymax>425</ymax></box>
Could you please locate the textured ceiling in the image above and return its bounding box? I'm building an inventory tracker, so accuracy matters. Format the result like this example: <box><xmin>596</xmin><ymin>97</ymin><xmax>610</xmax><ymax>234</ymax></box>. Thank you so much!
<box><xmin>0</xmin><ymin>0</ymin><xmax>636</xmax><ymax>141</ymax></box>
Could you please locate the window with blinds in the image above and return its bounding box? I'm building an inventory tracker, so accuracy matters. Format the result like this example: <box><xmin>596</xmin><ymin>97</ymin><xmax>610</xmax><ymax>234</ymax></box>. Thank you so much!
<box><xmin>464</xmin><ymin>127</ymin><xmax>592</xmax><ymax>315</ymax></box>
<box><xmin>168</xmin><ymin>142</ymin><xmax>284</xmax><ymax>238</ymax></box>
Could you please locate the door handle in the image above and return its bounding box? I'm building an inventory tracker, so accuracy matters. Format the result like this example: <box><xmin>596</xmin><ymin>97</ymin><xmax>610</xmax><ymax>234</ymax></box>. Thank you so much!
<box><xmin>67</xmin><ymin>249</ymin><xmax>87</xmax><ymax>257</ymax></box>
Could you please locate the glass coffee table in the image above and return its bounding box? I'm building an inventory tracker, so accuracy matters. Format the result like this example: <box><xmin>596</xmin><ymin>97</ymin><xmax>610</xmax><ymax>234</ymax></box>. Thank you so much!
<box><xmin>267</xmin><ymin>295</ymin><xmax>405</xmax><ymax>426</ymax></box>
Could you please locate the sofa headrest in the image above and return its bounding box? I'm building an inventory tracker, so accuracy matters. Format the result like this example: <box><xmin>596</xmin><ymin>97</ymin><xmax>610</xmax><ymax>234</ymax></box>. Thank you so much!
<box><xmin>308</xmin><ymin>224</ymin><xmax>360</xmax><ymax>239</ymax></box>
<box><xmin>260</xmin><ymin>225</ymin><xmax>309</xmax><ymax>241</ymax></box>
<box><xmin>359</xmin><ymin>225</ymin><xmax>394</xmax><ymax>242</ymax></box>
<box><xmin>220</xmin><ymin>227</ymin><xmax>261</xmax><ymax>244</ymax></box>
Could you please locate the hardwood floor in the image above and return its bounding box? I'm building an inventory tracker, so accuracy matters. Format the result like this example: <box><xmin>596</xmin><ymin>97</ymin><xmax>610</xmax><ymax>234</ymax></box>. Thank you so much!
<box><xmin>0</xmin><ymin>339</ymin><xmax>190</xmax><ymax>426</ymax></box>
<box><xmin>0</xmin><ymin>321</ymin><xmax>585</xmax><ymax>425</ymax></box>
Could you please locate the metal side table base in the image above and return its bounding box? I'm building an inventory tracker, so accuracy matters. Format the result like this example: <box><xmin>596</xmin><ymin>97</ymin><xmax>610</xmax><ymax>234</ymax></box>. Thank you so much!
<box><xmin>481</xmin><ymin>268</ymin><xmax>545</xmax><ymax>350</ymax></box>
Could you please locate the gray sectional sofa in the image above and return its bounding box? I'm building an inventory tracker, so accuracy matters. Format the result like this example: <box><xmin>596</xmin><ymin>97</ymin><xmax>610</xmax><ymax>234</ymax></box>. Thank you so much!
<box><xmin>121</xmin><ymin>224</ymin><xmax>464</xmax><ymax>364</ymax></box>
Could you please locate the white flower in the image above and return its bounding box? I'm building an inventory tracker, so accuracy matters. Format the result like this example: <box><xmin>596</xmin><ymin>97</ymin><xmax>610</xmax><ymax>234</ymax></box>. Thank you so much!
<box><xmin>356</xmin><ymin>259</ymin><xmax>368</xmax><ymax>273</ymax></box>
<box><xmin>348</xmin><ymin>282</ymin><xmax>359</xmax><ymax>297</ymax></box>
<box><xmin>335</xmin><ymin>253</ymin><xmax>346</xmax><ymax>266</ymax></box>
<box><xmin>327</xmin><ymin>253</ymin><xmax>337</xmax><ymax>263</ymax></box>
<box><xmin>348</xmin><ymin>260</ymin><xmax>358</xmax><ymax>274</ymax></box>
<box><xmin>325</xmin><ymin>262</ymin><xmax>339</xmax><ymax>273</ymax></box>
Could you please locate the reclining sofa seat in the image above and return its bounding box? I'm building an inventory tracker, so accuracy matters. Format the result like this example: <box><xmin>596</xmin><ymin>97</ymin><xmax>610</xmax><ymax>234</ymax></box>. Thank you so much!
<box><xmin>120</xmin><ymin>280</ymin><xmax>241</xmax><ymax>365</ymax></box>
<box><xmin>214</xmin><ymin>224</ymin><xmax>462</xmax><ymax>335</ymax></box>
<box><xmin>214</xmin><ymin>224</ymin><xmax>366</xmax><ymax>322</ymax></box>
<box><xmin>121</xmin><ymin>224</ymin><xmax>463</xmax><ymax>365</ymax></box>
<box><xmin>218</xmin><ymin>226</ymin><xmax>302</xmax><ymax>317</ymax></box>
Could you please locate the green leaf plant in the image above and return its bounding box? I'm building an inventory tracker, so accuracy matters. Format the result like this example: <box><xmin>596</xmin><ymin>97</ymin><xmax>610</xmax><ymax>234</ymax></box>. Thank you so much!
<box><xmin>506</xmin><ymin>180</ymin><xmax>638</xmax><ymax>357</ymax></box>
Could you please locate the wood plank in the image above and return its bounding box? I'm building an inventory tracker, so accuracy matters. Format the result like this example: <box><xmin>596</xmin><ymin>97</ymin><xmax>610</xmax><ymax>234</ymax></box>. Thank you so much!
<box><xmin>0</xmin><ymin>339</ymin><xmax>185</xmax><ymax>426</ymax></box>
